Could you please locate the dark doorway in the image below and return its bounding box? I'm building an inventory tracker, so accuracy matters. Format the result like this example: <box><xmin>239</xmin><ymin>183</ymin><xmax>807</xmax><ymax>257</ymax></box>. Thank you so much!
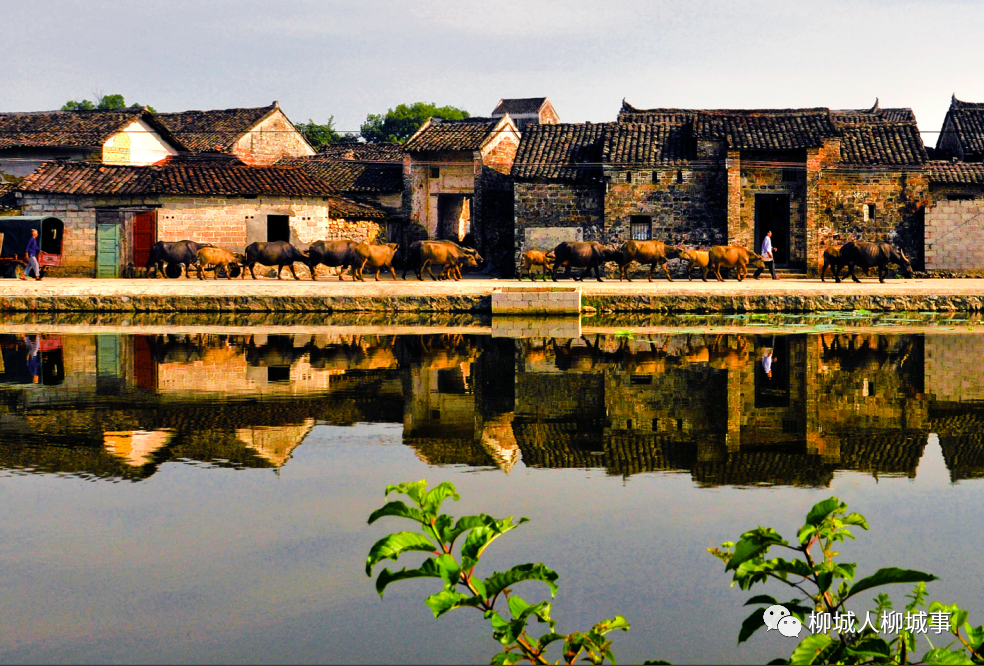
<box><xmin>267</xmin><ymin>215</ymin><xmax>290</xmax><ymax>243</ymax></box>
<box><xmin>755</xmin><ymin>194</ymin><xmax>790</xmax><ymax>267</ymax></box>
<box><xmin>437</xmin><ymin>195</ymin><xmax>468</xmax><ymax>241</ymax></box>
<box><xmin>133</xmin><ymin>211</ymin><xmax>156</xmax><ymax>268</ymax></box>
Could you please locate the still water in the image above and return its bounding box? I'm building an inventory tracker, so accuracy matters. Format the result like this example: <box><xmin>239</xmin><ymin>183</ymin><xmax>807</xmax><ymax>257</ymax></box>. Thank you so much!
<box><xmin>1</xmin><ymin>322</ymin><xmax>983</xmax><ymax>664</ymax></box>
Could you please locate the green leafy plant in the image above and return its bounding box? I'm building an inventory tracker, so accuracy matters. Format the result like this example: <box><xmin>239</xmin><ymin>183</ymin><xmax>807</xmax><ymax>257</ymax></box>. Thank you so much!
<box><xmin>709</xmin><ymin>497</ymin><xmax>984</xmax><ymax>664</ymax></box>
<box><xmin>366</xmin><ymin>480</ymin><xmax>630</xmax><ymax>664</ymax></box>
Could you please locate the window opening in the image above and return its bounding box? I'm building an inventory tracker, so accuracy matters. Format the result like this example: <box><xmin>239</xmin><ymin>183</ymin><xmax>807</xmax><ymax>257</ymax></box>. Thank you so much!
<box><xmin>630</xmin><ymin>215</ymin><xmax>652</xmax><ymax>241</ymax></box>
<box><xmin>430</xmin><ymin>167</ymin><xmax>440</xmax><ymax>178</ymax></box>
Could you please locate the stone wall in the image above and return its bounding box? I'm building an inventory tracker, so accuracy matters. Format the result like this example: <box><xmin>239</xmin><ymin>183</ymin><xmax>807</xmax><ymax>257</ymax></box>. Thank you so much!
<box><xmin>604</xmin><ymin>167</ymin><xmax>728</xmax><ymax>249</ymax></box>
<box><xmin>737</xmin><ymin>166</ymin><xmax>806</xmax><ymax>265</ymax></box>
<box><xmin>513</xmin><ymin>180</ymin><xmax>604</xmax><ymax>273</ymax></box>
<box><xmin>925</xmin><ymin>199</ymin><xmax>984</xmax><ymax>273</ymax></box>
<box><xmin>818</xmin><ymin>169</ymin><xmax>928</xmax><ymax>270</ymax></box>
<box><xmin>925</xmin><ymin>334</ymin><xmax>984</xmax><ymax>402</ymax></box>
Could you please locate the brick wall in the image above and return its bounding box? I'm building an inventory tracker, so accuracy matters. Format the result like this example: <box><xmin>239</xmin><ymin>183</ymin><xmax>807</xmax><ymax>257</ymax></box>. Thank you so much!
<box><xmin>925</xmin><ymin>335</ymin><xmax>984</xmax><ymax>401</ymax></box>
<box><xmin>513</xmin><ymin>180</ymin><xmax>604</xmax><ymax>273</ymax></box>
<box><xmin>818</xmin><ymin>169</ymin><xmax>928</xmax><ymax>270</ymax></box>
<box><xmin>737</xmin><ymin>165</ymin><xmax>806</xmax><ymax>264</ymax></box>
<box><xmin>604</xmin><ymin>166</ymin><xmax>728</xmax><ymax>250</ymax></box>
<box><xmin>231</xmin><ymin>109</ymin><xmax>315</xmax><ymax>166</ymax></box>
<box><xmin>925</xmin><ymin>199</ymin><xmax>984</xmax><ymax>272</ymax></box>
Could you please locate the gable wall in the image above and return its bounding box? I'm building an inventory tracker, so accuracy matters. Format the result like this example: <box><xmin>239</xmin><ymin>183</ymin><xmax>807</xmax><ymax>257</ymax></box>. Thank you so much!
<box><xmin>480</xmin><ymin>129</ymin><xmax>520</xmax><ymax>175</ymax></box>
<box><xmin>231</xmin><ymin>110</ymin><xmax>316</xmax><ymax>166</ymax></box>
<box><xmin>103</xmin><ymin>119</ymin><xmax>179</xmax><ymax>166</ymax></box>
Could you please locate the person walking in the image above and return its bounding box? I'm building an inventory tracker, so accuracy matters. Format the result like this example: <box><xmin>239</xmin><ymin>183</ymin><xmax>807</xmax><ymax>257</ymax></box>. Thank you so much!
<box><xmin>754</xmin><ymin>229</ymin><xmax>777</xmax><ymax>280</ymax></box>
<box><xmin>20</xmin><ymin>228</ymin><xmax>42</xmax><ymax>281</ymax></box>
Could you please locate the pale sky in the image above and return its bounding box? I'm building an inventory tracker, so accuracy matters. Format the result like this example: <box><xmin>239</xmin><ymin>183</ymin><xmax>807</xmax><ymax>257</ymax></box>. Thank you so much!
<box><xmin>3</xmin><ymin>0</ymin><xmax>983</xmax><ymax>148</ymax></box>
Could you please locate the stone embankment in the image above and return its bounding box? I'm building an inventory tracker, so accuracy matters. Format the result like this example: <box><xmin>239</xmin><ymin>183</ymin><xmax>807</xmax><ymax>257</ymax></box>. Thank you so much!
<box><xmin>1</xmin><ymin>277</ymin><xmax>984</xmax><ymax>313</ymax></box>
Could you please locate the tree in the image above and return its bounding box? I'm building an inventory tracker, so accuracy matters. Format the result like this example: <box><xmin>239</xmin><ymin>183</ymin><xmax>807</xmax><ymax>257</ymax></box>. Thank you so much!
<box><xmin>294</xmin><ymin>116</ymin><xmax>360</xmax><ymax>150</ymax></box>
<box><xmin>61</xmin><ymin>94</ymin><xmax>156</xmax><ymax>113</ymax></box>
<box><xmin>361</xmin><ymin>102</ymin><xmax>469</xmax><ymax>144</ymax></box>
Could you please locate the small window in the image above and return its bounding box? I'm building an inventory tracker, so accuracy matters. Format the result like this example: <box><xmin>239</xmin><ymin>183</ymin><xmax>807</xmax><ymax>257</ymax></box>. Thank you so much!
<box><xmin>676</xmin><ymin>170</ymin><xmax>684</xmax><ymax>184</ymax></box>
<box><xmin>630</xmin><ymin>374</ymin><xmax>652</xmax><ymax>385</ymax></box>
<box><xmin>630</xmin><ymin>216</ymin><xmax>652</xmax><ymax>241</ymax></box>
<box><xmin>863</xmin><ymin>204</ymin><xmax>876</xmax><ymax>222</ymax></box>
<box><xmin>652</xmin><ymin>171</ymin><xmax>659</xmax><ymax>183</ymax></box>
<box><xmin>625</xmin><ymin>172</ymin><xmax>633</xmax><ymax>184</ymax></box>
<box><xmin>430</xmin><ymin>167</ymin><xmax>440</xmax><ymax>178</ymax></box>
<box><xmin>781</xmin><ymin>168</ymin><xmax>798</xmax><ymax>182</ymax></box>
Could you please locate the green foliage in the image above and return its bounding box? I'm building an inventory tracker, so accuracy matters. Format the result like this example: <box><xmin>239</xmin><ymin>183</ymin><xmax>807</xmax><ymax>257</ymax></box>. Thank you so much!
<box><xmin>709</xmin><ymin>497</ymin><xmax>984</xmax><ymax>664</ymax></box>
<box><xmin>61</xmin><ymin>93</ymin><xmax>155</xmax><ymax>113</ymax></box>
<box><xmin>293</xmin><ymin>116</ymin><xmax>359</xmax><ymax>149</ymax></box>
<box><xmin>367</xmin><ymin>479</ymin><xmax>629</xmax><ymax>664</ymax></box>
<box><xmin>360</xmin><ymin>102</ymin><xmax>469</xmax><ymax>144</ymax></box>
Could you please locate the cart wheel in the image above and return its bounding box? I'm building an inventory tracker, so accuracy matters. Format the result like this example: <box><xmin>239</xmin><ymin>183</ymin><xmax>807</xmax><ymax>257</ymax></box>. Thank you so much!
<box><xmin>227</xmin><ymin>264</ymin><xmax>242</xmax><ymax>279</ymax></box>
<box><xmin>165</xmin><ymin>263</ymin><xmax>183</xmax><ymax>279</ymax></box>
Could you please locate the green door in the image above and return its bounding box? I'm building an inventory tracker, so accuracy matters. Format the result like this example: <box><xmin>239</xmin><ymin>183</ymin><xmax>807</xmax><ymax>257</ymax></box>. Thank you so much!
<box><xmin>96</xmin><ymin>223</ymin><xmax>120</xmax><ymax>278</ymax></box>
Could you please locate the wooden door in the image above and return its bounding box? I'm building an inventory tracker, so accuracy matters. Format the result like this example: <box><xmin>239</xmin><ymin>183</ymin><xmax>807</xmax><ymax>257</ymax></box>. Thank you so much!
<box><xmin>96</xmin><ymin>223</ymin><xmax>120</xmax><ymax>278</ymax></box>
<box><xmin>133</xmin><ymin>211</ymin><xmax>157</xmax><ymax>268</ymax></box>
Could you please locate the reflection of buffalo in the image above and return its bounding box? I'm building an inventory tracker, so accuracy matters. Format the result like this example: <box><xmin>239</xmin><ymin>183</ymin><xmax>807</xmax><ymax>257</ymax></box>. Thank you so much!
<box><xmin>147</xmin><ymin>334</ymin><xmax>247</xmax><ymax>364</ymax></box>
<box><xmin>246</xmin><ymin>335</ymin><xmax>307</xmax><ymax>367</ymax></box>
<box><xmin>306</xmin><ymin>336</ymin><xmax>398</xmax><ymax>371</ymax></box>
<box><xmin>820</xmin><ymin>333</ymin><xmax>915</xmax><ymax>375</ymax></box>
<box><xmin>397</xmin><ymin>334</ymin><xmax>482</xmax><ymax>369</ymax></box>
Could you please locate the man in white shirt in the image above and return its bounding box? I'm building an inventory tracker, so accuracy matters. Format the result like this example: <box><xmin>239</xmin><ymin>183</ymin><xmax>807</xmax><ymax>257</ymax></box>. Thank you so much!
<box><xmin>754</xmin><ymin>230</ymin><xmax>777</xmax><ymax>280</ymax></box>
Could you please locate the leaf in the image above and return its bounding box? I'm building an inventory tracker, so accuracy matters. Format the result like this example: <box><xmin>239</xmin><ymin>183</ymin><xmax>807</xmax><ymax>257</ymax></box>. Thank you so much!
<box><xmin>592</xmin><ymin>615</ymin><xmax>631</xmax><ymax>635</ymax></box>
<box><xmin>921</xmin><ymin>648</ymin><xmax>975</xmax><ymax>665</ymax></box>
<box><xmin>738</xmin><ymin>607</ymin><xmax>767</xmax><ymax>644</ymax></box>
<box><xmin>461</xmin><ymin>517</ymin><xmax>529</xmax><ymax>565</ymax></box>
<box><xmin>841</xmin><ymin>512</ymin><xmax>869</xmax><ymax>530</ymax></box>
<box><xmin>433</xmin><ymin>553</ymin><xmax>463</xmax><ymax>591</ymax></box>
<box><xmin>423</xmin><ymin>481</ymin><xmax>460</xmax><ymax>516</ymax></box>
<box><xmin>745</xmin><ymin>594</ymin><xmax>779</xmax><ymax>606</ymax></box>
<box><xmin>726</xmin><ymin>528</ymin><xmax>787</xmax><ymax>571</ymax></box>
<box><xmin>484</xmin><ymin>563</ymin><xmax>560</xmax><ymax>599</ymax></box>
<box><xmin>439</xmin><ymin>514</ymin><xmax>493</xmax><ymax>545</ymax></box>
<box><xmin>365</xmin><ymin>531</ymin><xmax>437</xmax><ymax>576</ymax></box>
<box><xmin>490</xmin><ymin>652</ymin><xmax>524</xmax><ymax>665</ymax></box>
<box><xmin>367</xmin><ymin>500</ymin><xmax>427</xmax><ymax>526</ymax></box>
<box><xmin>423</xmin><ymin>590</ymin><xmax>482</xmax><ymax>618</ymax></box>
<box><xmin>788</xmin><ymin>633</ymin><xmax>833</xmax><ymax>665</ymax></box>
<box><xmin>384</xmin><ymin>480</ymin><xmax>429</xmax><ymax>508</ymax></box>
<box><xmin>805</xmin><ymin>497</ymin><xmax>842</xmax><ymax>527</ymax></box>
<box><xmin>845</xmin><ymin>637</ymin><xmax>892</xmax><ymax>660</ymax></box>
<box><xmin>844</xmin><ymin>568</ymin><xmax>939</xmax><ymax>601</ymax></box>
<box><xmin>374</xmin><ymin>558</ymin><xmax>441</xmax><ymax>596</ymax></box>
<box><xmin>507</xmin><ymin>595</ymin><xmax>530</xmax><ymax>618</ymax></box>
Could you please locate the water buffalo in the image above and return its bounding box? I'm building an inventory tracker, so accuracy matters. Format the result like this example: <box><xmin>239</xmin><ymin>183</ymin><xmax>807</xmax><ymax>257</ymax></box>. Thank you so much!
<box><xmin>353</xmin><ymin>242</ymin><xmax>399</xmax><ymax>281</ymax></box>
<box><xmin>819</xmin><ymin>244</ymin><xmax>843</xmax><ymax>282</ymax></box>
<box><xmin>836</xmin><ymin>241</ymin><xmax>913</xmax><ymax>283</ymax></box>
<box><xmin>551</xmin><ymin>241</ymin><xmax>621</xmax><ymax>282</ymax></box>
<box><xmin>616</xmin><ymin>240</ymin><xmax>683</xmax><ymax>282</ymax></box>
<box><xmin>679</xmin><ymin>249</ymin><xmax>709</xmax><ymax>281</ymax></box>
<box><xmin>519</xmin><ymin>250</ymin><xmax>555</xmax><ymax>280</ymax></box>
<box><xmin>703</xmin><ymin>245</ymin><xmax>765</xmax><ymax>282</ymax></box>
<box><xmin>243</xmin><ymin>241</ymin><xmax>308</xmax><ymax>280</ymax></box>
<box><xmin>195</xmin><ymin>247</ymin><xmax>244</xmax><ymax>280</ymax></box>
<box><xmin>402</xmin><ymin>240</ymin><xmax>482</xmax><ymax>281</ymax></box>
<box><xmin>146</xmin><ymin>240</ymin><xmax>211</xmax><ymax>278</ymax></box>
<box><xmin>306</xmin><ymin>239</ymin><xmax>360</xmax><ymax>280</ymax></box>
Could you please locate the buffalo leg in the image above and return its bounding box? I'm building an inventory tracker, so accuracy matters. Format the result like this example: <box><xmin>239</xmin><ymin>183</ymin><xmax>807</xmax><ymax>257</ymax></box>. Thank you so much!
<box><xmin>879</xmin><ymin>265</ymin><xmax>887</xmax><ymax>283</ymax></box>
<box><xmin>661</xmin><ymin>260</ymin><xmax>674</xmax><ymax>282</ymax></box>
<box><xmin>387</xmin><ymin>265</ymin><xmax>397</xmax><ymax>280</ymax></box>
<box><xmin>702</xmin><ymin>265</ymin><xmax>710</xmax><ymax>282</ymax></box>
<box><xmin>737</xmin><ymin>263</ymin><xmax>746</xmax><ymax>282</ymax></box>
<box><xmin>289</xmin><ymin>262</ymin><xmax>300</xmax><ymax>280</ymax></box>
<box><xmin>850</xmin><ymin>263</ymin><xmax>861</xmax><ymax>283</ymax></box>
<box><xmin>310</xmin><ymin>261</ymin><xmax>319</xmax><ymax>281</ymax></box>
<box><xmin>552</xmin><ymin>263</ymin><xmax>560</xmax><ymax>282</ymax></box>
<box><xmin>248</xmin><ymin>262</ymin><xmax>258</xmax><ymax>280</ymax></box>
<box><xmin>715</xmin><ymin>266</ymin><xmax>724</xmax><ymax>282</ymax></box>
<box><xmin>595</xmin><ymin>263</ymin><xmax>603</xmax><ymax>282</ymax></box>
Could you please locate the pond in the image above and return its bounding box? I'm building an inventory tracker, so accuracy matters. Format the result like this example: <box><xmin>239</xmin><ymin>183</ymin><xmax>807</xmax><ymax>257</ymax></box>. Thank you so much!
<box><xmin>1</xmin><ymin>320</ymin><xmax>982</xmax><ymax>664</ymax></box>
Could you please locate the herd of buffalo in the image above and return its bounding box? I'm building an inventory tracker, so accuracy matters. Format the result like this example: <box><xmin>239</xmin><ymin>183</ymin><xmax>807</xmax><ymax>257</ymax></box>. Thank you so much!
<box><xmin>145</xmin><ymin>236</ymin><xmax>912</xmax><ymax>284</ymax></box>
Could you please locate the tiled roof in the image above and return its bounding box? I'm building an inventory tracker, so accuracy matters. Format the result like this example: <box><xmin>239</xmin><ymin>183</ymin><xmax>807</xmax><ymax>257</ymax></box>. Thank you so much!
<box><xmin>403</xmin><ymin>117</ymin><xmax>499</xmax><ymax>152</ymax></box>
<box><xmin>938</xmin><ymin>96</ymin><xmax>984</xmax><ymax>159</ymax></box>
<box><xmin>318</xmin><ymin>142</ymin><xmax>402</xmax><ymax>161</ymax></box>
<box><xmin>603</xmin><ymin>121</ymin><xmax>695</xmax><ymax>165</ymax></box>
<box><xmin>492</xmin><ymin>98</ymin><xmax>547</xmax><ymax>115</ymax></box>
<box><xmin>831</xmin><ymin>100</ymin><xmax>917</xmax><ymax>125</ymax></box>
<box><xmin>17</xmin><ymin>160</ymin><xmax>336</xmax><ymax>196</ymax></box>
<box><xmin>693</xmin><ymin>451</ymin><xmax>836</xmax><ymax>488</ymax></box>
<box><xmin>925</xmin><ymin>161</ymin><xmax>984</xmax><ymax>184</ymax></box>
<box><xmin>327</xmin><ymin>195</ymin><xmax>386</xmax><ymax>219</ymax></box>
<box><xmin>511</xmin><ymin>122</ymin><xmax>608</xmax><ymax>181</ymax></box>
<box><xmin>278</xmin><ymin>153</ymin><xmax>402</xmax><ymax>193</ymax></box>
<box><xmin>0</xmin><ymin>109</ymin><xmax>179</xmax><ymax>150</ymax></box>
<box><xmin>617</xmin><ymin>101</ymin><xmax>697</xmax><ymax>125</ymax></box>
<box><xmin>693</xmin><ymin>109</ymin><xmax>839</xmax><ymax>150</ymax></box>
<box><xmin>156</xmin><ymin>103</ymin><xmax>277</xmax><ymax>152</ymax></box>
<box><xmin>837</xmin><ymin>123</ymin><xmax>927</xmax><ymax>165</ymax></box>
<box><xmin>837</xmin><ymin>432</ymin><xmax>927</xmax><ymax>477</ymax></box>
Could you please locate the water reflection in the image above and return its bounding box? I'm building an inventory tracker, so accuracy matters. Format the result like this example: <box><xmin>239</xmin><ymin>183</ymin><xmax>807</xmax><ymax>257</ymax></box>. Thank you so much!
<box><xmin>1</xmin><ymin>330</ymin><xmax>983</xmax><ymax>484</ymax></box>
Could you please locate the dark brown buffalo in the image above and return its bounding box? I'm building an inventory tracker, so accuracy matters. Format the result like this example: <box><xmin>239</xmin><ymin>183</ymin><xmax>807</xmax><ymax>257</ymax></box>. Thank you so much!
<box><xmin>616</xmin><ymin>240</ymin><xmax>683</xmax><ymax>282</ymax></box>
<box><xmin>703</xmin><ymin>245</ymin><xmax>765</xmax><ymax>282</ymax></box>
<box><xmin>551</xmin><ymin>241</ymin><xmax>621</xmax><ymax>282</ymax></box>
<box><xmin>353</xmin><ymin>242</ymin><xmax>399</xmax><ymax>281</ymax></box>
<box><xmin>146</xmin><ymin>240</ymin><xmax>211</xmax><ymax>278</ymax></box>
<box><xmin>836</xmin><ymin>241</ymin><xmax>913</xmax><ymax>283</ymax></box>
<box><xmin>243</xmin><ymin>241</ymin><xmax>308</xmax><ymax>280</ymax></box>
<box><xmin>819</xmin><ymin>244</ymin><xmax>844</xmax><ymax>282</ymax></box>
<box><xmin>306</xmin><ymin>240</ymin><xmax>360</xmax><ymax>280</ymax></box>
<box><xmin>402</xmin><ymin>240</ymin><xmax>482</xmax><ymax>281</ymax></box>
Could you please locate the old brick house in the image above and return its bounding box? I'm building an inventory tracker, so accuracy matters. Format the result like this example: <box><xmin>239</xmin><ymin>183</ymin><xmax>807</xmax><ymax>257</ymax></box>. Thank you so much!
<box><xmin>490</xmin><ymin>98</ymin><xmax>560</xmax><ymax>132</ymax></box>
<box><xmin>278</xmin><ymin>142</ymin><xmax>403</xmax><ymax>242</ymax></box>
<box><xmin>514</xmin><ymin>100</ymin><xmax>932</xmax><ymax>275</ymax></box>
<box><xmin>935</xmin><ymin>95</ymin><xmax>984</xmax><ymax>162</ymax></box>
<box><xmin>156</xmin><ymin>102</ymin><xmax>315</xmax><ymax>165</ymax></box>
<box><xmin>0</xmin><ymin>108</ymin><xmax>184</xmax><ymax>183</ymax></box>
<box><xmin>403</xmin><ymin>115</ymin><xmax>520</xmax><ymax>274</ymax></box>
<box><xmin>14</xmin><ymin>159</ymin><xmax>383</xmax><ymax>277</ymax></box>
